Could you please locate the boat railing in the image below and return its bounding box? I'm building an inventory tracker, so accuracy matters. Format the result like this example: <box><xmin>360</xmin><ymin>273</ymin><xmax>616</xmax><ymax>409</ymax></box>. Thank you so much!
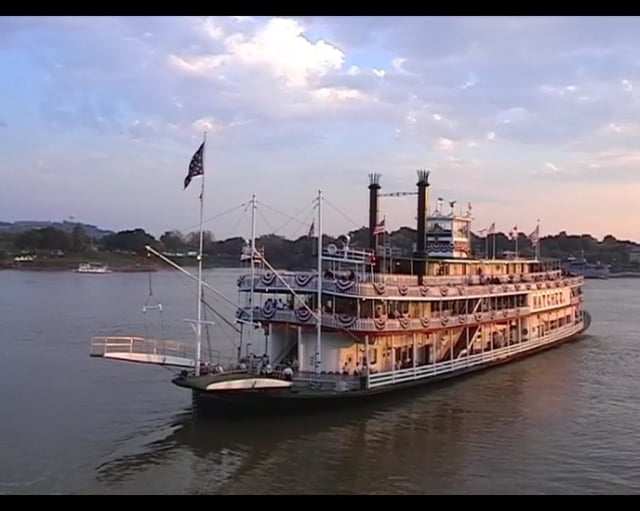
<box><xmin>367</xmin><ymin>322</ymin><xmax>584</xmax><ymax>390</ymax></box>
<box><xmin>238</xmin><ymin>306</ymin><xmax>532</xmax><ymax>333</ymax></box>
<box><xmin>238</xmin><ymin>271</ymin><xmax>579</xmax><ymax>295</ymax></box>
<box><xmin>365</xmin><ymin>270</ymin><xmax>565</xmax><ymax>286</ymax></box>
<box><xmin>293</xmin><ymin>370</ymin><xmax>362</xmax><ymax>391</ymax></box>
<box><xmin>90</xmin><ymin>336</ymin><xmax>205</xmax><ymax>362</ymax></box>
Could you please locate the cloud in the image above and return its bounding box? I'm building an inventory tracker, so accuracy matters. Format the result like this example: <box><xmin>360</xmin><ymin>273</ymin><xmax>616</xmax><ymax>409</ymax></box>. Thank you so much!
<box><xmin>2</xmin><ymin>16</ymin><xmax>640</xmax><ymax>240</ymax></box>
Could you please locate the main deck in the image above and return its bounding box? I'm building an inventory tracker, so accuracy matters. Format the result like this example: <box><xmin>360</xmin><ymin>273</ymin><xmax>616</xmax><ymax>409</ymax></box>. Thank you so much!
<box><xmin>170</xmin><ymin>314</ymin><xmax>590</xmax><ymax>416</ymax></box>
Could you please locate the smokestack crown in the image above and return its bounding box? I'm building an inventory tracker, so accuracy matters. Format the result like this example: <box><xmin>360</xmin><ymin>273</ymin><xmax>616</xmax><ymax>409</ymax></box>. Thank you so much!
<box><xmin>417</xmin><ymin>169</ymin><xmax>430</xmax><ymax>187</ymax></box>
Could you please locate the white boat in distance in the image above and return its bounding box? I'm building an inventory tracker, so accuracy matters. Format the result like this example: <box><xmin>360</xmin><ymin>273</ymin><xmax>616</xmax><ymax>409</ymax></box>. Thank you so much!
<box><xmin>74</xmin><ymin>262</ymin><xmax>112</xmax><ymax>274</ymax></box>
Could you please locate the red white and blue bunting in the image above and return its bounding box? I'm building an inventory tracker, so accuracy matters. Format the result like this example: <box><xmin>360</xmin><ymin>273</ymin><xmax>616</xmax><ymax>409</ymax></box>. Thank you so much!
<box><xmin>294</xmin><ymin>274</ymin><xmax>314</xmax><ymax>288</ymax></box>
<box><xmin>294</xmin><ymin>308</ymin><xmax>313</xmax><ymax>322</ymax></box>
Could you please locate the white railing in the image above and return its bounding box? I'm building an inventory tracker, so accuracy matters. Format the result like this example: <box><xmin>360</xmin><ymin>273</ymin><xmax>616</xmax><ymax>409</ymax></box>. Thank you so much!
<box><xmin>238</xmin><ymin>306</ymin><xmax>531</xmax><ymax>333</ymax></box>
<box><xmin>90</xmin><ymin>336</ymin><xmax>201</xmax><ymax>362</ymax></box>
<box><xmin>367</xmin><ymin>322</ymin><xmax>585</xmax><ymax>389</ymax></box>
<box><xmin>293</xmin><ymin>371</ymin><xmax>362</xmax><ymax>392</ymax></box>
<box><xmin>238</xmin><ymin>273</ymin><xmax>583</xmax><ymax>300</ymax></box>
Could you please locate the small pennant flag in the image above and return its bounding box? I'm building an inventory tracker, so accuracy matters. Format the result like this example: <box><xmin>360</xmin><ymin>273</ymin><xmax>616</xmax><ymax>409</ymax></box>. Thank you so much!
<box><xmin>184</xmin><ymin>141</ymin><xmax>204</xmax><ymax>190</ymax></box>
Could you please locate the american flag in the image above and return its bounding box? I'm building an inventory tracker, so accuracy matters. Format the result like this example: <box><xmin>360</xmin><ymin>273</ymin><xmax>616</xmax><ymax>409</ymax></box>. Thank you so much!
<box><xmin>528</xmin><ymin>225</ymin><xmax>540</xmax><ymax>246</ymax></box>
<box><xmin>184</xmin><ymin>141</ymin><xmax>204</xmax><ymax>190</ymax></box>
<box><xmin>479</xmin><ymin>222</ymin><xmax>495</xmax><ymax>235</ymax></box>
<box><xmin>373</xmin><ymin>218</ymin><xmax>385</xmax><ymax>236</ymax></box>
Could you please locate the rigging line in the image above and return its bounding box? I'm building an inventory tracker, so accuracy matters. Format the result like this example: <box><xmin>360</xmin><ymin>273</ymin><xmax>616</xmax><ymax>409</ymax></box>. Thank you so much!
<box><xmin>201</xmin><ymin>288</ymin><xmax>213</xmax><ymax>362</ymax></box>
<box><xmin>165</xmin><ymin>271</ymin><xmax>237</xmax><ymax>353</ymax></box>
<box><xmin>255</xmin><ymin>198</ymin><xmax>317</xmax><ymax>225</ymax></box>
<box><xmin>256</xmin><ymin>207</ymin><xmax>276</xmax><ymax>234</ymax></box>
<box><xmin>226</xmin><ymin>202</ymin><xmax>251</xmax><ymax>239</ymax></box>
<box><xmin>323</xmin><ymin>197</ymin><xmax>364</xmax><ymax>231</ymax></box>
<box><xmin>161</xmin><ymin>365</ymin><xmax>183</xmax><ymax>376</ymax></box>
<box><xmin>214</xmin><ymin>319</ymin><xmax>239</xmax><ymax>348</ymax></box>
<box><xmin>146</xmin><ymin>245</ymin><xmax>240</xmax><ymax>309</ymax></box>
<box><xmin>202</xmin><ymin>298</ymin><xmax>241</xmax><ymax>337</ymax></box>
<box><xmin>216</xmin><ymin>201</ymin><xmax>251</xmax><ymax>241</ymax></box>
<box><xmin>289</xmin><ymin>207</ymin><xmax>316</xmax><ymax>240</ymax></box>
<box><xmin>163</xmin><ymin>202</ymin><xmax>248</xmax><ymax>236</ymax></box>
<box><xmin>196</xmin><ymin>202</ymin><xmax>248</xmax><ymax>232</ymax></box>
<box><xmin>199</xmin><ymin>291</ymin><xmax>239</xmax><ymax>360</ymax></box>
<box><xmin>270</xmin><ymin>202</ymin><xmax>317</xmax><ymax>236</ymax></box>
<box><xmin>165</xmin><ymin>270</ymin><xmax>237</xmax><ymax>329</ymax></box>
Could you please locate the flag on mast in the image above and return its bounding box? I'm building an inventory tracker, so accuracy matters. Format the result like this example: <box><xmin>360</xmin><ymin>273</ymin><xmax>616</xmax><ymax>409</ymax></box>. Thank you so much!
<box><xmin>528</xmin><ymin>224</ymin><xmax>540</xmax><ymax>246</ymax></box>
<box><xmin>184</xmin><ymin>141</ymin><xmax>205</xmax><ymax>190</ymax></box>
<box><xmin>373</xmin><ymin>217</ymin><xmax>386</xmax><ymax>236</ymax></box>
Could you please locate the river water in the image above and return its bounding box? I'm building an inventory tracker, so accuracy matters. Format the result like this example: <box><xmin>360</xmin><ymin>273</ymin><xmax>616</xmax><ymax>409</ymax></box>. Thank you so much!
<box><xmin>0</xmin><ymin>269</ymin><xmax>638</xmax><ymax>494</ymax></box>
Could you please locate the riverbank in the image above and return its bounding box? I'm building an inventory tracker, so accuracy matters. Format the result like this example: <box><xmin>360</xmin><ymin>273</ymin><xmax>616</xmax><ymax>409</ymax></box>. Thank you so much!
<box><xmin>0</xmin><ymin>254</ymin><xmax>248</xmax><ymax>272</ymax></box>
<box><xmin>0</xmin><ymin>253</ymin><xmax>160</xmax><ymax>272</ymax></box>
<box><xmin>609</xmin><ymin>272</ymin><xmax>640</xmax><ymax>278</ymax></box>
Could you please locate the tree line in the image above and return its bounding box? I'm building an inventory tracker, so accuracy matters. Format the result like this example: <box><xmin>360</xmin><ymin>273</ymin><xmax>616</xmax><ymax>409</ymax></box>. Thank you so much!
<box><xmin>1</xmin><ymin>224</ymin><xmax>638</xmax><ymax>271</ymax></box>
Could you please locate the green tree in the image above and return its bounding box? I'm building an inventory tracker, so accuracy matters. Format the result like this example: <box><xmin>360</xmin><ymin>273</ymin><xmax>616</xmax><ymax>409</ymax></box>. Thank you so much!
<box><xmin>15</xmin><ymin>227</ymin><xmax>71</xmax><ymax>252</ymax></box>
<box><xmin>159</xmin><ymin>230</ymin><xmax>186</xmax><ymax>252</ymax></box>
<box><xmin>101</xmin><ymin>229</ymin><xmax>157</xmax><ymax>254</ymax></box>
<box><xmin>71</xmin><ymin>224</ymin><xmax>90</xmax><ymax>252</ymax></box>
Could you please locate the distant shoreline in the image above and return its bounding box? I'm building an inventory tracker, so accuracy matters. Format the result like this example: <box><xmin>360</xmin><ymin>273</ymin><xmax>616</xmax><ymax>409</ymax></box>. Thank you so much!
<box><xmin>0</xmin><ymin>257</ymin><xmax>245</xmax><ymax>272</ymax></box>
<box><xmin>0</xmin><ymin>253</ymin><xmax>160</xmax><ymax>272</ymax></box>
<box><xmin>0</xmin><ymin>265</ymin><xmax>242</xmax><ymax>273</ymax></box>
<box><xmin>3</xmin><ymin>260</ymin><xmax>640</xmax><ymax>279</ymax></box>
<box><xmin>609</xmin><ymin>272</ymin><xmax>640</xmax><ymax>278</ymax></box>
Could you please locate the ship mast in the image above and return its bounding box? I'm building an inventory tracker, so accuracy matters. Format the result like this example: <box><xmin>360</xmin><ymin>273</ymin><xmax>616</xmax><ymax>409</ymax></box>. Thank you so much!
<box><xmin>315</xmin><ymin>189</ymin><xmax>323</xmax><ymax>374</ymax></box>
<box><xmin>248</xmin><ymin>193</ymin><xmax>257</xmax><ymax>359</ymax></box>
<box><xmin>194</xmin><ymin>132</ymin><xmax>206</xmax><ymax>377</ymax></box>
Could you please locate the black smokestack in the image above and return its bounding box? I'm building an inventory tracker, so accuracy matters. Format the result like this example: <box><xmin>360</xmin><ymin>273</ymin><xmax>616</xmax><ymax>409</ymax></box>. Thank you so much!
<box><xmin>368</xmin><ymin>173</ymin><xmax>381</xmax><ymax>251</ymax></box>
<box><xmin>415</xmin><ymin>169</ymin><xmax>430</xmax><ymax>282</ymax></box>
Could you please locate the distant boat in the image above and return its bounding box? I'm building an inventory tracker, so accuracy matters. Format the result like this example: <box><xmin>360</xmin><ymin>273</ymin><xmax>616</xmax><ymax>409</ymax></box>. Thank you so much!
<box><xmin>74</xmin><ymin>262</ymin><xmax>112</xmax><ymax>274</ymax></box>
<box><xmin>562</xmin><ymin>256</ymin><xmax>609</xmax><ymax>279</ymax></box>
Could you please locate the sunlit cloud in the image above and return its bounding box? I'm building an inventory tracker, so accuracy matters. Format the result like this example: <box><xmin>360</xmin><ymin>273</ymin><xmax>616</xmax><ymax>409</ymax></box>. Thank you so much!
<box><xmin>1</xmin><ymin>15</ymin><xmax>640</xmax><ymax>240</ymax></box>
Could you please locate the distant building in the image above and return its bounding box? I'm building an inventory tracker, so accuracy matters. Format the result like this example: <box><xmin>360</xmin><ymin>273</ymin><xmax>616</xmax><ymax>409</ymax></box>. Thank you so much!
<box><xmin>629</xmin><ymin>248</ymin><xmax>640</xmax><ymax>264</ymax></box>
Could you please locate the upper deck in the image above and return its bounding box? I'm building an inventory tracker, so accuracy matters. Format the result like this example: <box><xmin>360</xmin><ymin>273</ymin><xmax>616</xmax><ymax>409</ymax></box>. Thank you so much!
<box><xmin>237</xmin><ymin>245</ymin><xmax>580</xmax><ymax>301</ymax></box>
<box><xmin>237</xmin><ymin>170</ymin><xmax>579</xmax><ymax>301</ymax></box>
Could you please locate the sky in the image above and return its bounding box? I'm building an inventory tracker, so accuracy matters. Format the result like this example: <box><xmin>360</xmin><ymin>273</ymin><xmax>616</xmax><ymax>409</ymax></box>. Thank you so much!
<box><xmin>1</xmin><ymin>16</ymin><xmax>640</xmax><ymax>242</ymax></box>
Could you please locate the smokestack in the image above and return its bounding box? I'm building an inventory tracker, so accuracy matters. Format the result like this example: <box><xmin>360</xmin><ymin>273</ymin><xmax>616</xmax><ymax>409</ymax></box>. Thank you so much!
<box><xmin>415</xmin><ymin>169</ymin><xmax>430</xmax><ymax>283</ymax></box>
<box><xmin>368</xmin><ymin>173</ymin><xmax>381</xmax><ymax>251</ymax></box>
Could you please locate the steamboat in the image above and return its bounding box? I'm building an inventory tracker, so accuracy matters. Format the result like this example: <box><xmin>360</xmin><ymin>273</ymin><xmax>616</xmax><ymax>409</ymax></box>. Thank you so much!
<box><xmin>90</xmin><ymin>164</ymin><xmax>591</xmax><ymax>417</ymax></box>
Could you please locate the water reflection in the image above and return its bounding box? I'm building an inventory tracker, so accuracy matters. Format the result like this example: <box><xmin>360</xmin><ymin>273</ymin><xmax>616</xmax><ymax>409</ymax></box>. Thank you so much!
<box><xmin>94</xmin><ymin>360</ymin><xmax>565</xmax><ymax>495</ymax></box>
<box><xmin>88</xmin><ymin>331</ymin><xmax>632</xmax><ymax>494</ymax></box>
<box><xmin>94</xmin><ymin>404</ymin><xmax>370</xmax><ymax>492</ymax></box>
<box><xmin>3</xmin><ymin>269</ymin><xmax>639</xmax><ymax>495</ymax></box>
